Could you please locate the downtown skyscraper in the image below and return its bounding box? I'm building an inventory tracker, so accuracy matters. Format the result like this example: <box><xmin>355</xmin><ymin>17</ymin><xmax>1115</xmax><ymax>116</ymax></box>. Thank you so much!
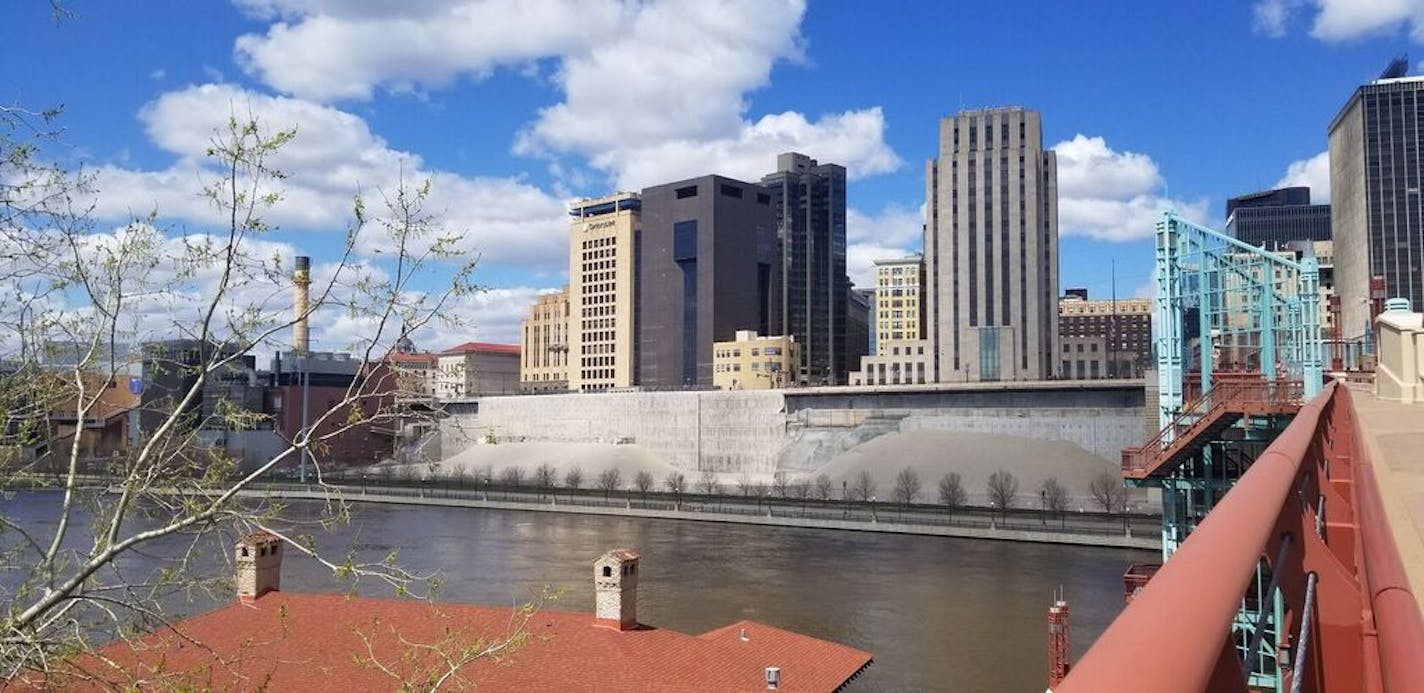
<box><xmin>924</xmin><ymin>107</ymin><xmax>1059</xmax><ymax>382</ymax></box>
<box><xmin>761</xmin><ymin>152</ymin><xmax>851</xmax><ymax>385</ymax></box>
<box><xmin>1330</xmin><ymin>60</ymin><xmax>1424</xmax><ymax>340</ymax></box>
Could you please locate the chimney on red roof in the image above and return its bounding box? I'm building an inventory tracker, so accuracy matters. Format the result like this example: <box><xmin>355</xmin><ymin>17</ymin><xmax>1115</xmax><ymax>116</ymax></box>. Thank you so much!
<box><xmin>236</xmin><ymin>532</ymin><xmax>283</xmax><ymax>602</ymax></box>
<box><xmin>594</xmin><ymin>548</ymin><xmax>639</xmax><ymax>630</ymax></box>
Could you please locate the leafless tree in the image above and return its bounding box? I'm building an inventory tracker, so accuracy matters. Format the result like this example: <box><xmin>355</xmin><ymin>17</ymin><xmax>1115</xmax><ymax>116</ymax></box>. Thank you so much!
<box><xmin>696</xmin><ymin>470</ymin><xmax>720</xmax><ymax>496</ymax></box>
<box><xmin>563</xmin><ymin>466</ymin><xmax>584</xmax><ymax>491</ymax></box>
<box><xmin>499</xmin><ymin>466</ymin><xmax>525</xmax><ymax>488</ymax></box>
<box><xmin>814</xmin><ymin>473</ymin><xmax>835</xmax><ymax>501</ymax></box>
<box><xmin>937</xmin><ymin>472</ymin><xmax>966</xmax><ymax>510</ymax></box>
<box><xmin>0</xmin><ymin>108</ymin><xmax>504</xmax><ymax>679</ymax></box>
<box><xmin>771</xmin><ymin>471</ymin><xmax>791</xmax><ymax>498</ymax></box>
<box><xmin>736</xmin><ymin>473</ymin><xmax>757</xmax><ymax>497</ymax></box>
<box><xmin>664</xmin><ymin>471</ymin><xmax>687</xmax><ymax>498</ymax></box>
<box><xmin>1041</xmin><ymin>477</ymin><xmax>1070</xmax><ymax>515</ymax></box>
<box><xmin>850</xmin><ymin>470</ymin><xmax>877</xmax><ymax>502</ymax></box>
<box><xmin>633</xmin><ymin>470</ymin><xmax>655</xmax><ymax>499</ymax></box>
<box><xmin>595</xmin><ymin>468</ymin><xmax>622</xmax><ymax>500</ymax></box>
<box><xmin>533</xmin><ymin>463</ymin><xmax>557</xmax><ymax>496</ymax></box>
<box><xmin>987</xmin><ymin>470</ymin><xmax>1019</xmax><ymax>516</ymax></box>
<box><xmin>1088</xmin><ymin>470</ymin><xmax>1129</xmax><ymax>513</ymax></box>
<box><xmin>892</xmin><ymin>467</ymin><xmax>922</xmax><ymax>507</ymax></box>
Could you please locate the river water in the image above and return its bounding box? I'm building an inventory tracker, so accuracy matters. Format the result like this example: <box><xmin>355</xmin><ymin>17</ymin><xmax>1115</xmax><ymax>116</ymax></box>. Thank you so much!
<box><xmin>4</xmin><ymin>492</ymin><xmax>1149</xmax><ymax>691</ymax></box>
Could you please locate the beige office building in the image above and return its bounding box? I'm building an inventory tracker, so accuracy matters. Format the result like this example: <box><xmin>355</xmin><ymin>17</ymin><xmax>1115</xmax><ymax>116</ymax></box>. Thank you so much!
<box><xmin>849</xmin><ymin>256</ymin><xmax>932</xmax><ymax>386</ymax></box>
<box><xmin>568</xmin><ymin>193</ymin><xmax>641</xmax><ymax>392</ymax></box>
<box><xmin>712</xmin><ymin>331</ymin><xmax>799</xmax><ymax>390</ymax></box>
<box><xmin>519</xmin><ymin>288</ymin><xmax>570</xmax><ymax>393</ymax></box>
<box><xmin>925</xmin><ymin>106</ymin><xmax>1059</xmax><ymax>382</ymax></box>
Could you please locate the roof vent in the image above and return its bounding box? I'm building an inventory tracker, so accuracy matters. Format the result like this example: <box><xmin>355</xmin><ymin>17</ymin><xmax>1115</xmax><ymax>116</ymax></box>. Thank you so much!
<box><xmin>765</xmin><ymin>666</ymin><xmax>780</xmax><ymax>690</ymax></box>
<box><xmin>739</xmin><ymin>627</ymin><xmax>749</xmax><ymax>642</ymax></box>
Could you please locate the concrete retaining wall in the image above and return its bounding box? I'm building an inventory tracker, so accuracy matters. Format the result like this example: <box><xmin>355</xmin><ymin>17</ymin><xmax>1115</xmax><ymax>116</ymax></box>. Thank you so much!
<box><xmin>442</xmin><ymin>390</ymin><xmax>787</xmax><ymax>473</ymax></box>
<box><xmin>442</xmin><ymin>387</ymin><xmax>1146</xmax><ymax>474</ymax></box>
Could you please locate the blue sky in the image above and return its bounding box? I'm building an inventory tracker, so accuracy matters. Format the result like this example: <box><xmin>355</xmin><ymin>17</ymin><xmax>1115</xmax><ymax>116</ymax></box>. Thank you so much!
<box><xmin>1</xmin><ymin>0</ymin><xmax>1418</xmax><ymax>347</ymax></box>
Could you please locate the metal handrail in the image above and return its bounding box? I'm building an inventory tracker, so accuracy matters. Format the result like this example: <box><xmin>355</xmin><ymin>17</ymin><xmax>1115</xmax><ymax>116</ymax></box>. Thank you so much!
<box><xmin>1060</xmin><ymin>382</ymin><xmax>1335</xmax><ymax>692</ymax></box>
<box><xmin>1122</xmin><ymin>380</ymin><xmax>1307</xmax><ymax>476</ymax></box>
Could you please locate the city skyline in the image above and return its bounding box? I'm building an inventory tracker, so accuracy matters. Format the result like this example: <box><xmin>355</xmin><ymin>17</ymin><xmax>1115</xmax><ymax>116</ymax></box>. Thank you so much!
<box><xmin>2</xmin><ymin>0</ymin><xmax>1415</xmax><ymax>351</ymax></box>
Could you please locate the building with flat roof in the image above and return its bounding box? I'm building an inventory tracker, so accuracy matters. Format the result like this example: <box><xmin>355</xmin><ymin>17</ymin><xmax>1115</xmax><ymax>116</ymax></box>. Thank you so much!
<box><xmin>636</xmin><ymin>175</ymin><xmax>778</xmax><ymax>389</ymax></box>
<box><xmin>1225</xmin><ymin>186</ymin><xmax>1331</xmax><ymax>248</ymax></box>
<box><xmin>712</xmin><ymin>330</ymin><xmax>799</xmax><ymax>390</ymax></box>
<box><xmin>568</xmin><ymin>193</ymin><xmax>641</xmax><ymax>392</ymax></box>
<box><xmin>47</xmin><ymin>540</ymin><xmax>873</xmax><ymax>692</ymax></box>
<box><xmin>1058</xmin><ymin>292</ymin><xmax>1152</xmax><ymax>379</ymax></box>
<box><xmin>761</xmin><ymin>152</ymin><xmax>849</xmax><ymax>385</ymax></box>
<box><xmin>520</xmin><ymin>288</ymin><xmax>570</xmax><ymax>393</ymax></box>
<box><xmin>924</xmin><ymin>106</ymin><xmax>1059</xmax><ymax>382</ymax></box>
<box><xmin>1330</xmin><ymin>64</ymin><xmax>1424</xmax><ymax>339</ymax></box>
<box><xmin>848</xmin><ymin>257</ymin><xmax>931</xmax><ymax>386</ymax></box>
<box><xmin>436</xmin><ymin>342</ymin><xmax>520</xmax><ymax>399</ymax></box>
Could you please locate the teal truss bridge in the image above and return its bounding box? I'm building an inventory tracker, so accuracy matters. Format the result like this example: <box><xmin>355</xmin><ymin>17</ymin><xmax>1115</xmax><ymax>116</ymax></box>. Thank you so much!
<box><xmin>1121</xmin><ymin>210</ymin><xmax>1323</xmax><ymax>690</ymax></box>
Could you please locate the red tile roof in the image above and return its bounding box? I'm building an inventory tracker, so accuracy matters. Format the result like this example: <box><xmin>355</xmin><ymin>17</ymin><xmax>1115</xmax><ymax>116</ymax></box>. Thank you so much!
<box><xmin>440</xmin><ymin>341</ymin><xmax>521</xmax><ymax>356</ymax></box>
<box><xmin>35</xmin><ymin>592</ymin><xmax>871</xmax><ymax>692</ymax></box>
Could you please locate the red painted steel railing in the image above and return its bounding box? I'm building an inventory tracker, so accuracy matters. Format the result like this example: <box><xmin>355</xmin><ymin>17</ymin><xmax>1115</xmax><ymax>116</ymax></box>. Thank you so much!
<box><xmin>1121</xmin><ymin>380</ymin><xmax>1306</xmax><ymax>478</ymax></box>
<box><xmin>1060</xmin><ymin>382</ymin><xmax>1424</xmax><ymax>692</ymax></box>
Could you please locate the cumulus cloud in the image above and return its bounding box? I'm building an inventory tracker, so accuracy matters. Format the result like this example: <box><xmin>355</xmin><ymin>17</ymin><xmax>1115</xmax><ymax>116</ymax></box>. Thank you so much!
<box><xmin>845</xmin><ymin>204</ymin><xmax>923</xmax><ymax>288</ymax></box>
<box><xmin>234</xmin><ymin>0</ymin><xmax>629</xmax><ymax>101</ymax></box>
<box><xmin>1052</xmin><ymin>134</ymin><xmax>1208</xmax><ymax>241</ymax></box>
<box><xmin>596</xmin><ymin>109</ymin><xmax>901</xmax><ymax>190</ymax></box>
<box><xmin>515</xmin><ymin>0</ymin><xmax>899</xmax><ymax>188</ymax></box>
<box><xmin>89</xmin><ymin>84</ymin><xmax>570</xmax><ymax>269</ymax></box>
<box><xmin>1253</xmin><ymin>0</ymin><xmax>1424</xmax><ymax>42</ymax></box>
<box><xmin>1253</xmin><ymin>0</ymin><xmax>1300</xmax><ymax>37</ymax></box>
<box><xmin>1275</xmin><ymin>150</ymin><xmax>1331</xmax><ymax>203</ymax></box>
<box><xmin>232</xmin><ymin>0</ymin><xmax>899</xmax><ymax>189</ymax></box>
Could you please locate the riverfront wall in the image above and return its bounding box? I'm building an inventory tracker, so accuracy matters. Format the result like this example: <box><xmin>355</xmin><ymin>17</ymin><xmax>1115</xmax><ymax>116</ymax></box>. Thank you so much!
<box><xmin>441</xmin><ymin>381</ymin><xmax>1148</xmax><ymax>476</ymax></box>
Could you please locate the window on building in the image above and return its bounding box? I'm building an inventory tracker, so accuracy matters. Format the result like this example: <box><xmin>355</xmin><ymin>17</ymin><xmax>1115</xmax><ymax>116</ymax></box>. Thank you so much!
<box><xmin>675</xmin><ymin>185</ymin><xmax>697</xmax><ymax>199</ymax></box>
<box><xmin>720</xmin><ymin>184</ymin><xmax>743</xmax><ymax>198</ymax></box>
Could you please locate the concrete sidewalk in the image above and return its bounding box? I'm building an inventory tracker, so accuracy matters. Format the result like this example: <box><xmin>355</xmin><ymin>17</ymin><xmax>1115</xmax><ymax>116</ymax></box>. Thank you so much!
<box><xmin>1349</xmin><ymin>385</ymin><xmax>1424</xmax><ymax>602</ymax></box>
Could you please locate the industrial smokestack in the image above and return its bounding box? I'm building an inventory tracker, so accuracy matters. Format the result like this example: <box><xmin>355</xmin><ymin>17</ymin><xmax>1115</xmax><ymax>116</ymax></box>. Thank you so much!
<box><xmin>293</xmin><ymin>256</ymin><xmax>311</xmax><ymax>354</ymax></box>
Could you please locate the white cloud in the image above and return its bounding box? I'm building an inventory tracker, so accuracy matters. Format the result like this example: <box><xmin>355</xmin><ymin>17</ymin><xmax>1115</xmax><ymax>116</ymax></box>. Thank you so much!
<box><xmin>89</xmin><ymin>84</ymin><xmax>570</xmax><ymax>270</ymax></box>
<box><xmin>233</xmin><ymin>0</ymin><xmax>630</xmax><ymax>101</ymax></box>
<box><xmin>232</xmin><ymin>0</ymin><xmax>899</xmax><ymax>189</ymax></box>
<box><xmin>514</xmin><ymin>0</ymin><xmax>899</xmax><ymax>188</ymax></box>
<box><xmin>595</xmin><ymin>109</ymin><xmax>901</xmax><ymax>190</ymax></box>
<box><xmin>1253</xmin><ymin>0</ymin><xmax>1424</xmax><ymax>42</ymax></box>
<box><xmin>1253</xmin><ymin>0</ymin><xmax>1300</xmax><ymax>37</ymax></box>
<box><xmin>1275</xmin><ymin>150</ymin><xmax>1331</xmax><ymax>203</ymax></box>
<box><xmin>845</xmin><ymin>204</ymin><xmax>923</xmax><ymax>288</ymax></box>
<box><xmin>1052</xmin><ymin>134</ymin><xmax>1208</xmax><ymax>241</ymax></box>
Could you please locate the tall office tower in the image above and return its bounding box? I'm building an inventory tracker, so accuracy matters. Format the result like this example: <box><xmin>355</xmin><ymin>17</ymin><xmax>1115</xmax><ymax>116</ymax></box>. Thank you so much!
<box><xmin>1330</xmin><ymin>58</ymin><xmax>1424</xmax><ymax>340</ymax></box>
<box><xmin>518</xmin><ymin>288</ymin><xmax>570</xmax><ymax>394</ymax></box>
<box><xmin>924</xmin><ymin>106</ymin><xmax>1059</xmax><ymax>382</ymax></box>
<box><xmin>568</xmin><ymin>193</ymin><xmax>641</xmax><ymax>392</ymax></box>
<box><xmin>761</xmin><ymin>152</ymin><xmax>849</xmax><ymax>385</ymax></box>
<box><xmin>1225</xmin><ymin>186</ymin><xmax>1331</xmax><ymax>248</ymax></box>
<box><xmin>844</xmin><ymin>285</ymin><xmax>870</xmax><ymax>377</ymax></box>
<box><xmin>637</xmin><ymin>175</ymin><xmax>777</xmax><ymax>389</ymax></box>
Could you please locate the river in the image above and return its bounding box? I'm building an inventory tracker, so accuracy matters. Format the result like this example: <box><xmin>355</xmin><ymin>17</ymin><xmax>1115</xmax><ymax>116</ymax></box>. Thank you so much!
<box><xmin>3</xmin><ymin>492</ymin><xmax>1149</xmax><ymax>691</ymax></box>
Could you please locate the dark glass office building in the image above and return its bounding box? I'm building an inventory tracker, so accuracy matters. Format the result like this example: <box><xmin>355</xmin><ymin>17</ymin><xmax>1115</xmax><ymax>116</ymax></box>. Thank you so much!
<box><xmin>1330</xmin><ymin>66</ymin><xmax>1424</xmax><ymax>338</ymax></box>
<box><xmin>1224</xmin><ymin>186</ymin><xmax>1331</xmax><ymax>248</ymax></box>
<box><xmin>761</xmin><ymin>152</ymin><xmax>849</xmax><ymax>385</ymax></box>
<box><xmin>636</xmin><ymin>175</ymin><xmax>778</xmax><ymax>388</ymax></box>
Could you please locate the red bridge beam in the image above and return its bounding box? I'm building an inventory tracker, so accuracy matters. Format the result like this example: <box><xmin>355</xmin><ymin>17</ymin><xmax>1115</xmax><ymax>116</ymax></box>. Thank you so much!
<box><xmin>1057</xmin><ymin>382</ymin><xmax>1424</xmax><ymax>692</ymax></box>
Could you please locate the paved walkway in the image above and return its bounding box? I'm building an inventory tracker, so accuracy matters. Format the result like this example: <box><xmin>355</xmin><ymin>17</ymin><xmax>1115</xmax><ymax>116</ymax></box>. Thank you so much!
<box><xmin>238</xmin><ymin>488</ymin><xmax>1160</xmax><ymax>550</ymax></box>
<box><xmin>1349</xmin><ymin>385</ymin><xmax>1424</xmax><ymax>602</ymax></box>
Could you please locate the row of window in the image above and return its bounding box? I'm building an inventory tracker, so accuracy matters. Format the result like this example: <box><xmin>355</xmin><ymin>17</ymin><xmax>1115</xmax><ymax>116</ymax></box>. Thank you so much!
<box><xmin>713</xmin><ymin>345</ymin><xmax>785</xmax><ymax>358</ymax></box>
<box><xmin>714</xmin><ymin>361</ymin><xmax>783</xmax><ymax>373</ymax></box>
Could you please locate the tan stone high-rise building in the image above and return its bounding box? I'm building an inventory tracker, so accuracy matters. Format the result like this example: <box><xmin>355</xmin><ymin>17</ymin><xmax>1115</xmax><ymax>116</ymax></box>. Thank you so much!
<box><xmin>925</xmin><ymin>106</ymin><xmax>1059</xmax><ymax>382</ymax></box>
<box><xmin>568</xmin><ymin>193</ymin><xmax>641</xmax><ymax>392</ymax></box>
<box><xmin>848</xmin><ymin>256</ymin><xmax>932</xmax><ymax>386</ymax></box>
<box><xmin>519</xmin><ymin>288</ymin><xmax>570</xmax><ymax>393</ymax></box>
